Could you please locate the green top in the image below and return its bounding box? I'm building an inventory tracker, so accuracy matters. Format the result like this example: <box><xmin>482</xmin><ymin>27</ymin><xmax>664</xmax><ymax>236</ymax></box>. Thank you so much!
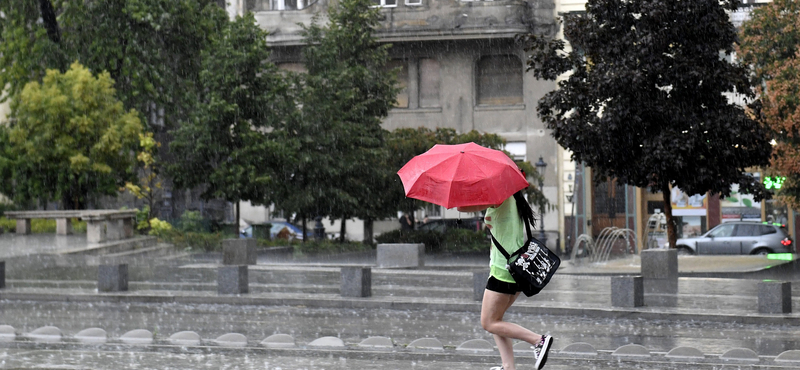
<box><xmin>484</xmin><ymin>196</ymin><xmax>525</xmax><ymax>283</ymax></box>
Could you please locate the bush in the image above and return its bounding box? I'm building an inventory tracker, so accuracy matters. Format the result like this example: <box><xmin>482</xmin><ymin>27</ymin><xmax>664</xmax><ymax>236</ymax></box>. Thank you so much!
<box><xmin>0</xmin><ymin>216</ymin><xmax>86</xmax><ymax>234</ymax></box>
<box><xmin>290</xmin><ymin>239</ymin><xmax>372</xmax><ymax>256</ymax></box>
<box><xmin>177</xmin><ymin>210</ymin><xmax>205</xmax><ymax>233</ymax></box>
<box><xmin>170</xmin><ymin>231</ymin><xmax>224</xmax><ymax>252</ymax></box>
<box><xmin>375</xmin><ymin>229</ymin><xmax>488</xmax><ymax>253</ymax></box>
<box><xmin>375</xmin><ymin>229</ymin><xmax>444</xmax><ymax>252</ymax></box>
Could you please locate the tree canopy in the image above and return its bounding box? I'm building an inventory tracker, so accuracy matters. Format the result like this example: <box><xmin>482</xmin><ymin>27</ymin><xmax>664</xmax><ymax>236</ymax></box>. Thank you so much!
<box><xmin>272</xmin><ymin>0</ymin><xmax>398</xmax><ymax>238</ymax></box>
<box><xmin>739</xmin><ymin>0</ymin><xmax>800</xmax><ymax>208</ymax></box>
<box><xmin>2</xmin><ymin>62</ymin><xmax>143</xmax><ymax>209</ymax></box>
<box><xmin>0</xmin><ymin>0</ymin><xmax>227</xmax><ymax>130</ymax></box>
<box><xmin>524</xmin><ymin>0</ymin><xmax>772</xmax><ymax>248</ymax></box>
<box><xmin>168</xmin><ymin>13</ymin><xmax>296</xmax><ymax>214</ymax></box>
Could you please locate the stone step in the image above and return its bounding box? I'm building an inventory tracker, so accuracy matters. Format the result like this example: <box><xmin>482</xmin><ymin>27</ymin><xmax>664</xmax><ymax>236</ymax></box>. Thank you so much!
<box><xmin>58</xmin><ymin>236</ymin><xmax>158</xmax><ymax>256</ymax></box>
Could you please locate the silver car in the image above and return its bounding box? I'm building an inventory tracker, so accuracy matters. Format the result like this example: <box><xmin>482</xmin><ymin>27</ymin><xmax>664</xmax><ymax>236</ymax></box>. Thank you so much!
<box><xmin>675</xmin><ymin>221</ymin><xmax>793</xmax><ymax>255</ymax></box>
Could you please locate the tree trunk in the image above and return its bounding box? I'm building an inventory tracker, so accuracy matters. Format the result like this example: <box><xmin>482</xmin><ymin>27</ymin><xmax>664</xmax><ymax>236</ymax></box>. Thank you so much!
<box><xmin>235</xmin><ymin>202</ymin><xmax>240</xmax><ymax>234</ymax></box>
<box><xmin>661</xmin><ymin>183</ymin><xmax>677</xmax><ymax>249</ymax></box>
<box><xmin>339</xmin><ymin>217</ymin><xmax>346</xmax><ymax>243</ymax></box>
<box><xmin>363</xmin><ymin>218</ymin><xmax>374</xmax><ymax>245</ymax></box>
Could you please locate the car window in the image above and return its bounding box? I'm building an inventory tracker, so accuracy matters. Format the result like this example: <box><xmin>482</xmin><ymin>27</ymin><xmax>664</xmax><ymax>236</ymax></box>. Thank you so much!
<box><xmin>735</xmin><ymin>224</ymin><xmax>759</xmax><ymax>237</ymax></box>
<box><xmin>708</xmin><ymin>224</ymin><xmax>735</xmax><ymax>238</ymax></box>
<box><xmin>760</xmin><ymin>225</ymin><xmax>777</xmax><ymax>235</ymax></box>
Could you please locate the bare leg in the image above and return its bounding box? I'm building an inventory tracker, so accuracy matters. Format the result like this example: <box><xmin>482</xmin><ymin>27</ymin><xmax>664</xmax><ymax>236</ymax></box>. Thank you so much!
<box><xmin>481</xmin><ymin>290</ymin><xmax>543</xmax><ymax>370</ymax></box>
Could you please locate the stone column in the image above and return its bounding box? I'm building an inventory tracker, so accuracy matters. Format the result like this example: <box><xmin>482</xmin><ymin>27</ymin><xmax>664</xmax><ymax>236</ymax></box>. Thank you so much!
<box><xmin>16</xmin><ymin>219</ymin><xmax>31</xmax><ymax>235</ymax></box>
<box><xmin>56</xmin><ymin>218</ymin><xmax>73</xmax><ymax>235</ymax></box>
<box><xmin>218</xmin><ymin>265</ymin><xmax>248</xmax><ymax>294</ymax></box>
<box><xmin>758</xmin><ymin>281</ymin><xmax>791</xmax><ymax>314</ymax></box>
<box><xmin>98</xmin><ymin>264</ymin><xmax>128</xmax><ymax>292</ymax></box>
<box><xmin>86</xmin><ymin>220</ymin><xmax>107</xmax><ymax>244</ymax></box>
<box><xmin>341</xmin><ymin>267</ymin><xmax>371</xmax><ymax>298</ymax></box>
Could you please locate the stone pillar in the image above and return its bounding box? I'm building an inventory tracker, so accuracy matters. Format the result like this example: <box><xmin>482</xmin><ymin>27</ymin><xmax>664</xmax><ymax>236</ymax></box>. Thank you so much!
<box><xmin>758</xmin><ymin>281</ymin><xmax>792</xmax><ymax>314</ymax></box>
<box><xmin>640</xmin><ymin>249</ymin><xmax>678</xmax><ymax>280</ymax></box>
<box><xmin>16</xmin><ymin>219</ymin><xmax>31</xmax><ymax>235</ymax></box>
<box><xmin>123</xmin><ymin>217</ymin><xmax>135</xmax><ymax>238</ymax></box>
<box><xmin>98</xmin><ymin>264</ymin><xmax>128</xmax><ymax>292</ymax></box>
<box><xmin>473</xmin><ymin>271</ymin><xmax>490</xmax><ymax>301</ymax></box>
<box><xmin>106</xmin><ymin>219</ymin><xmax>125</xmax><ymax>241</ymax></box>
<box><xmin>86</xmin><ymin>220</ymin><xmax>107</xmax><ymax>244</ymax></box>
<box><xmin>0</xmin><ymin>261</ymin><xmax>5</xmax><ymax>289</ymax></box>
<box><xmin>222</xmin><ymin>239</ymin><xmax>257</xmax><ymax>265</ymax></box>
<box><xmin>611</xmin><ymin>276</ymin><xmax>644</xmax><ymax>307</ymax></box>
<box><xmin>56</xmin><ymin>218</ymin><xmax>73</xmax><ymax>235</ymax></box>
<box><xmin>218</xmin><ymin>265</ymin><xmax>248</xmax><ymax>294</ymax></box>
<box><xmin>376</xmin><ymin>243</ymin><xmax>425</xmax><ymax>268</ymax></box>
<box><xmin>341</xmin><ymin>267</ymin><xmax>371</xmax><ymax>298</ymax></box>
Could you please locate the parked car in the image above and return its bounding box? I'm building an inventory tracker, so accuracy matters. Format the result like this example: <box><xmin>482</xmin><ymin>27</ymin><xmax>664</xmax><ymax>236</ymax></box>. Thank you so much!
<box><xmin>416</xmin><ymin>217</ymin><xmax>484</xmax><ymax>233</ymax></box>
<box><xmin>674</xmin><ymin>221</ymin><xmax>793</xmax><ymax>255</ymax></box>
<box><xmin>241</xmin><ymin>221</ymin><xmax>304</xmax><ymax>240</ymax></box>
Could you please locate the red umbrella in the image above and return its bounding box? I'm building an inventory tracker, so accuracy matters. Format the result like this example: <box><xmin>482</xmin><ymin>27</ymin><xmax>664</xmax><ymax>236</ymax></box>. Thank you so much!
<box><xmin>397</xmin><ymin>142</ymin><xmax>529</xmax><ymax>209</ymax></box>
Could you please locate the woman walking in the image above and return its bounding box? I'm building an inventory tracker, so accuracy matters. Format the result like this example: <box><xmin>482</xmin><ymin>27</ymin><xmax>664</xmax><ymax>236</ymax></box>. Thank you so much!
<box><xmin>458</xmin><ymin>190</ymin><xmax>554</xmax><ymax>370</ymax></box>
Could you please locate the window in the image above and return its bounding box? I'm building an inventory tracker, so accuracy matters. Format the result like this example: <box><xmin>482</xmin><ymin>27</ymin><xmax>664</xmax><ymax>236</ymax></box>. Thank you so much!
<box><xmin>386</xmin><ymin>60</ymin><xmax>409</xmax><ymax>108</ymax></box>
<box><xmin>504</xmin><ymin>142</ymin><xmax>526</xmax><ymax>161</ymax></box>
<box><xmin>709</xmin><ymin>224</ymin><xmax>735</xmax><ymax>238</ymax></box>
<box><xmin>406</xmin><ymin>0</ymin><xmax>422</xmax><ymax>5</ymax></box>
<box><xmin>477</xmin><ymin>55</ymin><xmax>523</xmax><ymax>105</ymax></box>
<box><xmin>277</xmin><ymin>63</ymin><xmax>307</xmax><ymax>73</ymax></box>
<box><xmin>760</xmin><ymin>225</ymin><xmax>777</xmax><ymax>235</ymax></box>
<box><xmin>735</xmin><ymin>224</ymin><xmax>759</xmax><ymax>237</ymax></box>
<box><xmin>371</xmin><ymin>0</ymin><xmax>397</xmax><ymax>7</ymax></box>
<box><xmin>425</xmin><ymin>203</ymin><xmax>442</xmax><ymax>218</ymax></box>
<box><xmin>271</xmin><ymin>0</ymin><xmax>304</xmax><ymax>10</ymax></box>
<box><xmin>419</xmin><ymin>58</ymin><xmax>440</xmax><ymax>108</ymax></box>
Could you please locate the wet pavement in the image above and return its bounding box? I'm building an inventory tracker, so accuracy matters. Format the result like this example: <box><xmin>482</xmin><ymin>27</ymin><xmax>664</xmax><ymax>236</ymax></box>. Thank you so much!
<box><xmin>2</xmin><ymin>234</ymin><xmax>800</xmax><ymax>369</ymax></box>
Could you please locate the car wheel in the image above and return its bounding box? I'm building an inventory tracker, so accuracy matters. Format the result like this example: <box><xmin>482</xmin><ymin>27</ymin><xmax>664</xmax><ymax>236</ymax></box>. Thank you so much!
<box><xmin>752</xmin><ymin>248</ymin><xmax>772</xmax><ymax>256</ymax></box>
<box><xmin>676</xmin><ymin>246</ymin><xmax>693</xmax><ymax>256</ymax></box>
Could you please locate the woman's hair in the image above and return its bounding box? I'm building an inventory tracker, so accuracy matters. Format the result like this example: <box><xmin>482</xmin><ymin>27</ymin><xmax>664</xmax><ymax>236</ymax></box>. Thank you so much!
<box><xmin>513</xmin><ymin>190</ymin><xmax>537</xmax><ymax>229</ymax></box>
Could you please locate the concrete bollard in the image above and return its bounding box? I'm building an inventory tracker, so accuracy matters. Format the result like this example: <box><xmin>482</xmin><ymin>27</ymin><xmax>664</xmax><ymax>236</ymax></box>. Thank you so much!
<box><xmin>611</xmin><ymin>276</ymin><xmax>644</xmax><ymax>307</ymax></box>
<box><xmin>640</xmin><ymin>249</ymin><xmax>678</xmax><ymax>280</ymax></box>
<box><xmin>758</xmin><ymin>281</ymin><xmax>791</xmax><ymax>314</ymax></box>
<box><xmin>98</xmin><ymin>264</ymin><xmax>128</xmax><ymax>292</ymax></box>
<box><xmin>376</xmin><ymin>243</ymin><xmax>425</xmax><ymax>268</ymax></box>
<box><xmin>473</xmin><ymin>271</ymin><xmax>490</xmax><ymax>301</ymax></box>
<box><xmin>0</xmin><ymin>261</ymin><xmax>5</xmax><ymax>289</ymax></box>
<box><xmin>218</xmin><ymin>265</ymin><xmax>248</xmax><ymax>294</ymax></box>
<box><xmin>222</xmin><ymin>239</ymin><xmax>257</xmax><ymax>265</ymax></box>
<box><xmin>341</xmin><ymin>267</ymin><xmax>371</xmax><ymax>298</ymax></box>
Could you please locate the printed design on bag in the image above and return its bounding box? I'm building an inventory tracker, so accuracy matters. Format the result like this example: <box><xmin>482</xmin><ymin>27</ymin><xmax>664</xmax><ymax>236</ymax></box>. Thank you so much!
<box><xmin>512</xmin><ymin>240</ymin><xmax>554</xmax><ymax>285</ymax></box>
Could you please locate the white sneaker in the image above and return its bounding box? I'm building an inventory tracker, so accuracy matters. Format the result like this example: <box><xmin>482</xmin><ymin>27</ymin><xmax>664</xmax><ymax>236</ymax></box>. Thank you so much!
<box><xmin>533</xmin><ymin>335</ymin><xmax>553</xmax><ymax>369</ymax></box>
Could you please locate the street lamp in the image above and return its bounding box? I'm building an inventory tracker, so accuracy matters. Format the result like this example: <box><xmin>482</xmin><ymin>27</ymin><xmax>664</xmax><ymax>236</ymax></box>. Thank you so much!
<box><xmin>534</xmin><ymin>156</ymin><xmax>548</xmax><ymax>244</ymax></box>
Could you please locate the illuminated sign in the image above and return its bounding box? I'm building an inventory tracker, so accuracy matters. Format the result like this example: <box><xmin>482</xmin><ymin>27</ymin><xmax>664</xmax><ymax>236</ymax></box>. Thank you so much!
<box><xmin>764</xmin><ymin>176</ymin><xmax>786</xmax><ymax>190</ymax></box>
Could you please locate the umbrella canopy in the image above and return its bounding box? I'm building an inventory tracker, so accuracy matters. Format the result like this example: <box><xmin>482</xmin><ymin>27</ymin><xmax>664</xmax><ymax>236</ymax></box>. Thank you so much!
<box><xmin>397</xmin><ymin>142</ymin><xmax>529</xmax><ymax>209</ymax></box>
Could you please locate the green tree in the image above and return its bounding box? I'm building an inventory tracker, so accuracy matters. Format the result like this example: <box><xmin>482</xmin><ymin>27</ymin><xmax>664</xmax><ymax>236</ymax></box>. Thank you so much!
<box><xmin>739</xmin><ymin>0</ymin><xmax>800</xmax><ymax>208</ymax></box>
<box><xmin>523</xmin><ymin>0</ymin><xmax>772</xmax><ymax>249</ymax></box>
<box><xmin>274</xmin><ymin>0</ymin><xmax>398</xmax><ymax>241</ymax></box>
<box><xmin>4</xmin><ymin>62</ymin><xmax>143</xmax><ymax>209</ymax></box>
<box><xmin>0</xmin><ymin>0</ymin><xmax>226</xmax><ymax>131</ymax></box>
<box><xmin>168</xmin><ymin>13</ymin><xmax>296</xmax><ymax>226</ymax></box>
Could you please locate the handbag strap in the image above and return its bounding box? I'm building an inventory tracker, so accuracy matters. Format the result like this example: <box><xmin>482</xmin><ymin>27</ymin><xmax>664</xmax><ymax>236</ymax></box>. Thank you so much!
<box><xmin>489</xmin><ymin>215</ymin><xmax>537</xmax><ymax>261</ymax></box>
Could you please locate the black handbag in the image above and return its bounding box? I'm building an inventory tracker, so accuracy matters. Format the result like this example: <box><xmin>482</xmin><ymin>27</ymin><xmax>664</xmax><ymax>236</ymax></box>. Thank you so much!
<box><xmin>489</xmin><ymin>219</ymin><xmax>560</xmax><ymax>297</ymax></box>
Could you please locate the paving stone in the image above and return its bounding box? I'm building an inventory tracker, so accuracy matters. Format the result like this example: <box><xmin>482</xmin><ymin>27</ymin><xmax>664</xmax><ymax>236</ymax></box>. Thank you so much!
<box><xmin>666</xmin><ymin>346</ymin><xmax>704</xmax><ymax>359</ymax></box>
<box><xmin>358</xmin><ymin>336</ymin><xmax>394</xmax><ymax>348</ymax></box>
<box><xmin>456</xmin><ymin>338</ymin><xmax>494</xmax><ymax>352</ymax></box>
<box><xmin>27</xmin><ymin>326</ymin><xmax>62</xmax><ymax>343</ymax></box>
<box><xmin>407</xmin><ymin>338</ymin><xmax>444</xmax><ymax>351</ymax></box>
<box><xmin>720</xmin><ymin>348</ymin><xmax>759</xmax><ymax>362</ymax></box>
<box><xmin>119</xmin><ymin>329</ymin><xmax>153</xmax><ymax>345</ymax></box>
<box><xmin>513</xmin><ymin>341</ymin><xmax>535</xmax><ymax>352</ymax></box>
<box><xmin>0</xmin><ymin>325</ymin><xmax>15</xmax><ymax>343</ymax></box>
<box><xmin>214</xmin><ymin>333</ymin><xmax>248</xmax><ymax>347</ymax></box>
<box><xmin>308</xmin><ymin>336</ymin><xmax>345</xmax><ymax>348</ymax></box>
<box><xmin>261</xmin><ymin>334</ymin><xmax>295</xmax><ymax>348</ymax></box>
<box><xmin>559</xmin><ymin>342</ymin><xmax>597</xmax><ymax>356</ymax></box>
<box><xmin>775</xmin><ymin>350</ymin><xmax>800</xmax><ymax>363</ymax></box>
<box><xmin>168</xmin><ymin>331</ymin><xmax>201</xmax><ymax>346</ymax></box>
<box><xmin>612</xmin><ymin>344</ymin><xmax>650</xmax><ymax>357</ymax></box>
<box><xmin>74</xmin><ymin>328</ymin><xmax>107</xmax><ymax>344</ymax></box>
